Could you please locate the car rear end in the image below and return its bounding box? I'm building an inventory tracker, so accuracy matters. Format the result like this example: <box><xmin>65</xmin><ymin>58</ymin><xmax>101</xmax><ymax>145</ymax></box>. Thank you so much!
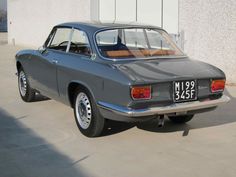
<box><xmin>95</xmin><ymin>25</ymin><xmax>230</xmax><ymax>122</ymax></box>
<box><xmin>98</xmin><ymin>76</ymin><xmax>229</xmax><ymax>122</ymax></box>
<box><xmin>129</xmin><ymin>78</ymin><xmax>226</xmax><ymax>109</ymax></box>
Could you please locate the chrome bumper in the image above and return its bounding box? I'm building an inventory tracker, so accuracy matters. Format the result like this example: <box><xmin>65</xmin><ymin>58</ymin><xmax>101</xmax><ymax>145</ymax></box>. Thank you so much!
<box><xmin>98</xmin><ymin>95</ymin><xmax>230</xmax><ymax>117</ymax></box>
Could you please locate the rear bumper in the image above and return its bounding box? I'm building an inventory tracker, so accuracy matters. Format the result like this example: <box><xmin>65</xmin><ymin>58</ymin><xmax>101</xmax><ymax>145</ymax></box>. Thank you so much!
<box><xmin>98</xmin><ymin>95</ymin><xmax>230</xmax><ymax>121</ymax></box>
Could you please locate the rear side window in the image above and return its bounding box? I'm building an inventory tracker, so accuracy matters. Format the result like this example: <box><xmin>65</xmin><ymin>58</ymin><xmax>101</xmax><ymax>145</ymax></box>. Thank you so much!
<box><xmin>69</xmin><ymin>29</ymin><xmax>91</xmax><ymax>56</ymax></box>
<box><xmin>48</xmin><ymin>28</ymin><xmax>71</xmax><ymax>51</ymax></box>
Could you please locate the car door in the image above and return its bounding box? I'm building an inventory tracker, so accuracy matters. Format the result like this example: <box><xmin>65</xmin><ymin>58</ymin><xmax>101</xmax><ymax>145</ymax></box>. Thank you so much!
<box><xmin>30</xmin><ymin>27</ymin><xmax>73</xmax><ymax>99</ymax></box>
<box><xmin>55</xmin><ymin>28</ymin><xmax>94</xmax><ymax>104</ymax></box>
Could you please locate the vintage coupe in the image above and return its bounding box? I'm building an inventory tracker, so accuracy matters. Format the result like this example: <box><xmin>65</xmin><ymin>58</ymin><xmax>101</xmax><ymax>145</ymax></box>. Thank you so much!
<box><xmin>16</xmin><ymin>22</ymin><xmax>230</xmax><ymax>137</ymax></box>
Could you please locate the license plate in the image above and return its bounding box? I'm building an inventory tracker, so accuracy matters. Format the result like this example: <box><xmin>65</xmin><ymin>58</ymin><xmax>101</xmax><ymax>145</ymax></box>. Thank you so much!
<box><xmin>173</xmin><ymin>80</ymin><xmax>197</xmax><ymax>102</ymax></box>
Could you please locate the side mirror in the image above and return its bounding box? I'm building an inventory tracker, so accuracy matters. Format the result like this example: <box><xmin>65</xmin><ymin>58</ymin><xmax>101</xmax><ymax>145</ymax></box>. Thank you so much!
<box><xmin>38</xmin><ymin>46</ymin><xmax>47</xmax><ymax>54</ymax></box>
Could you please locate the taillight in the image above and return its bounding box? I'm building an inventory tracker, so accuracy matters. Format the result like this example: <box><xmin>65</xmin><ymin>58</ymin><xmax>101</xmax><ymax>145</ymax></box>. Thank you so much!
<box><xmin>211</xmin><ymin>79</ymin><xmax>225</xmax><ymax>93</ymax></box>
<box><xmin>131</xmin><ymin>86</ymin><xmax>151</xmax><ymax>100</ymax></box>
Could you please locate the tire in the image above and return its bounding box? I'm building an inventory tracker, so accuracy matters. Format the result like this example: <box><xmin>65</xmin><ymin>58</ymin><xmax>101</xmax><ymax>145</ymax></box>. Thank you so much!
<box><xmin>73</xmin><ymin>88</ymin><xmax>105</xmax><ymax>137</ymax></box>
<box><xmin>168</xmin><ymin>115</ymin><xmax>194</xmax><ymax>124</ymax></box>
<box><xmin>18</xmin><ymin>67</ymin><xmax>35</xmax><ymax>102</ymax></box>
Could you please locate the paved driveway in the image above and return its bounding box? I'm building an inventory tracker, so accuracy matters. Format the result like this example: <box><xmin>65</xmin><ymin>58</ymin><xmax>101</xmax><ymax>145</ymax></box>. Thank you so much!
<box><xmin>0</xmin><ymin>44</ymin><xmax>236</xmax><ymax>177</ymax></box>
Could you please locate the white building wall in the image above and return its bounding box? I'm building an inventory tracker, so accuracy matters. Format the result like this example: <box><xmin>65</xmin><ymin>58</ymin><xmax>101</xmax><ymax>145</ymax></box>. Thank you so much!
<box><xmin>8</xmin><ymin>0</ymin><xmax>90</xmax><ymax>47</ymax></box>
<box><xmin>98</xmin><ymin>0</ymin><xmax>179</xmax><ymax>34</ymax></box>
<box><xmin>116</xmin><ymin>0</ymin><xmax>136</xmax><ymax>22</ymax></box>
<box><xmin>137</xmin><ymin>0</ymin><xmax>162</xmax><ymax>27</ymax></box>
<box><xmin>99</xmin><ymin>0</ymin><xmax>115</xmax><ymax>21</ymax></box>
<box><xmin>163</xmin><ymin>0</ymin><xmax>178</xmax><ymax>34</ymax></box>
<box><xmin>8</xmin><ymin>0</ymin><xmax>179</xmax><ymax>47</ymax></box>
<box><xmin>179</xmin><ymin>0</ymin><xmax>236</xmax><ymax>83</ymax></box>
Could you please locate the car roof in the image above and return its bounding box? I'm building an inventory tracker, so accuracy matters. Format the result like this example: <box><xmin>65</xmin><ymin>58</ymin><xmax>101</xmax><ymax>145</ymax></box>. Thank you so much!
<box><xmin>56</xmin><ymin>21</ymin><xmax>162</xmax><ymax>32</ymax></box>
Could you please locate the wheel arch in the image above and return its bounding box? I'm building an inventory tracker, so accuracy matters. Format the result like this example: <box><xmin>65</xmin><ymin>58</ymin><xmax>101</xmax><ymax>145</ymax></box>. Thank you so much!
<box><xmin>16</xmin><ymin>61</ymin><xmax>22</xmax><ymax>72</ymax></box>
<box><xmin>67</xmin><ymin>81</ymin><xmax>96</xmax><ymax>108</ymax></box>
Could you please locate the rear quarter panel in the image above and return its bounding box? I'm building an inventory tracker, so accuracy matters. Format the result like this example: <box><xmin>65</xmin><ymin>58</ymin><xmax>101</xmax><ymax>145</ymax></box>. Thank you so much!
<box><xmin>56</xmin><ymin>53</ymin><xmax>133</xmax><ymax>107</ymax></box>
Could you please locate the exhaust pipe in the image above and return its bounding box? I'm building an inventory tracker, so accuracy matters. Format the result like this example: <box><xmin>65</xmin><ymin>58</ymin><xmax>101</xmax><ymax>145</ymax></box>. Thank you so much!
<box><xmin>158</xmin><ymin>115</ymin><xmax>165</xmax><ymax>127</ymax></box>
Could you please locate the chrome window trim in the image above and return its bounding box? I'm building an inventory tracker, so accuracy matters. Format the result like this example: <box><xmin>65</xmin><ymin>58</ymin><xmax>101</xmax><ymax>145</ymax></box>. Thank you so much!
<box><xmin>66</xmin><ymin>27</ymin><xmax>74</xmax><ymax>53</ymax></box>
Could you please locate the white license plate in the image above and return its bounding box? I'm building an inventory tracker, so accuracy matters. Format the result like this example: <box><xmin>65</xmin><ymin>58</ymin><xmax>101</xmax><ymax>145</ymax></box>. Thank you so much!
<box><xmin>173</xmin><ymin>80</ymin><xmax>197</xmax><ymax>102</ymax></box>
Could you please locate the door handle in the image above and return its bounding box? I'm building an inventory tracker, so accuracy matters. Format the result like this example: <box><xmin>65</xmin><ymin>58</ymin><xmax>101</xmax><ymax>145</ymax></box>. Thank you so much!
<box><xmin>52</xmin><ymin>59</ymin><xmax>58</xmax><ymax>64</ymax></box>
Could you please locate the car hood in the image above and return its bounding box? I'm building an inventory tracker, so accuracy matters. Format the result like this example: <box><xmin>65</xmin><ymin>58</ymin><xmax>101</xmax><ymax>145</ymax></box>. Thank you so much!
<box><xmin>114</xmin><ymin>58</ymin><xmax>225</xmax><ymax>84</ymax></box>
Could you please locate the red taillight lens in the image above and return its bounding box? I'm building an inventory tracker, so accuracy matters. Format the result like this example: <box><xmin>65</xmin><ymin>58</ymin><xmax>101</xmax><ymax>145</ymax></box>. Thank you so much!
<box><xmin>211</xmin><ymin>80</ymin><xmax>225</xmax><ymax>93</ymax></box>
<box><xmin>131</xmin><ymin>86</ymin><xmax>151</xmax><ymax>100</ymax></box>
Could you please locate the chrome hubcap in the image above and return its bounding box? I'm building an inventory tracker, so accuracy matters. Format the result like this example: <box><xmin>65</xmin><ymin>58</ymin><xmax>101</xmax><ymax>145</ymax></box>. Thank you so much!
<box><xmin>19</xmin><ymin>71</ymin><xmax>27</xmax><ymax>96</ymax></box>
<box><xmin>75</xmin><ymin>92</ymin><xmax>92</xmax><ymax>129</ymax></box>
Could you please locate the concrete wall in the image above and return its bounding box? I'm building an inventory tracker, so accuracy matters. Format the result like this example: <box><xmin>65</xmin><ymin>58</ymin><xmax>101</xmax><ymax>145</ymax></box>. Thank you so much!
<box><xmin>179</xmin><ymin>0</ymin><xmax>236</xmax><ymax>83</ymax></box>
<box><xmin>8</xmin><ymin>0</ymin><xmax>90</xmax><ymax>47</ymax></box>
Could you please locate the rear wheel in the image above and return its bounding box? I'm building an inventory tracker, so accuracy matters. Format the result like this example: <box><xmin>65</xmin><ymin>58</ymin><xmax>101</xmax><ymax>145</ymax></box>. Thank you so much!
<box><xmin>73</xmin><ymin>88</ymin><xmax>105</xmax><ymax>137</ymax></box>
<box><xmin>18</xmin><ymin>67</ymin><xmax>35</xmax><ymax>102</ymax></box>
<box><xmin>168</xmin><ymin>115</ymin><xmax>194</xmax><ymax>124</ymax></box>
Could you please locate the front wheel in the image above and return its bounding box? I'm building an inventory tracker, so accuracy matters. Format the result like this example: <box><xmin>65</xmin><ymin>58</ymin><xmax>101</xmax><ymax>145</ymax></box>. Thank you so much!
<box><xmin>18</xmin><ymin>68</ymin><xmax>35</xmax><ymax>102</ymax></box>
<box><xmin>73</xmin><ymin>89</ymin><xmax>105</xmax><ymax>137</ymax></box>
<box><xmin>168</xmin><ymin>115</ymin><xmax>194</xmax><ymax>124</ymax></box>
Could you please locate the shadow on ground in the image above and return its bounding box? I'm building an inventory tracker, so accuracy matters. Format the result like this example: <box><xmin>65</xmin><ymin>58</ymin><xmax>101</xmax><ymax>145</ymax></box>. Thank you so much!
<box><xmin>102</xmin><ymin>120</ymin><xmax>135</xmax><ymax>136</ymax></box>
<box><xmin>0</xmin><ymin>108</ymin><xmax>90</xmax><ymax>177</ymax></box>
<box><xmin>23</xmin><ymin>88</ymin><xmax>236</xmax><ymax>137</ymax></box>
<box><xmin>136</xmin><ymin>89</ymin><xmax>236</xmax><ymax>135</ymax></box>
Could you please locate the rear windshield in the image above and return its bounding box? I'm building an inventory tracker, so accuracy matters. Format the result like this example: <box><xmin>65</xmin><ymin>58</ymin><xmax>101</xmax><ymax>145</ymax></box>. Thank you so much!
<box><xmin>95</xmin><ymin>28</ymin><xmax>184</xmax><ymax>59</ymax></box>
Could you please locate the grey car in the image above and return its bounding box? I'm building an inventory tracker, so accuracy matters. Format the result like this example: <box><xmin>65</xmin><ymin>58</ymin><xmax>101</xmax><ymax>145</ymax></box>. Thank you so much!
<box><xmin>16</xmin><ymin>22</ymin><xmax>230</xmax><ymax>137</ymax></box>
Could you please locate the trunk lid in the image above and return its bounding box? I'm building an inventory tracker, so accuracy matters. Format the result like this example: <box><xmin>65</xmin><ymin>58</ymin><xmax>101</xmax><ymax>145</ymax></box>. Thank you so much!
<box><xmin>114</xmin><ymin>58</ymin><xmax>223</xmax><ymax>84</ymax></box>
